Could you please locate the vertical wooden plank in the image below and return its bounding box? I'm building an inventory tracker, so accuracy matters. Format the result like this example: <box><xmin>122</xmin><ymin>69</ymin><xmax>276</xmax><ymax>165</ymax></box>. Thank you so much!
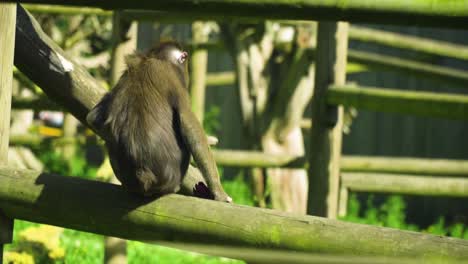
<box><xmin>61</xmin><ymin>113</ymin><xmax>78</xmax><ymax>159</ymax></box>
<box><xmin>0</xmin><ymin>3</ymin><xmax>17</xmax><ymax>262</ymax></box>
<box><xmin>190</xmin><ymin>21</ymin><xmax>209</xmax><ymax>122</ymax></box>
<box><xmin>104</xmin><ymin>12</ymin><xmax>137</xmax><ymax>264</ymax></box>
<box><xmin>307</xmin><ymin>22</ymin><xmax>348</xmax><ymax>218</ymax></box>
<box><xmin>337</xmin><ymin>186</ymin><xmax>349</xmax><ymax>218</ymax></box>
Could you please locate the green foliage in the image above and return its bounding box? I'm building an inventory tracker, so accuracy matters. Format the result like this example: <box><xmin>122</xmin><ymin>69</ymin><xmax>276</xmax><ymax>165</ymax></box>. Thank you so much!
<box><xmin>5</xmin><ymin>222</ymin><xmax>62</xmax><ymax>264</ymax></box>
<box><xmin>37</xmin><ymin>143</ymin><xmax>97</xmax><ymax>179</ymax></box>
<box><xmin>222</xmin><ymin>173</ymin><xmax>255</xmax><ymax>206</ymax></box>
<box><xmin>59</xmin><ymin>229</ymin><xmax>104</xmax><ymax>264</ymax></box>
<box><xmin>129</xmin><ymin>242</ymin><xmax>243</xmax><ymax>264</ymax></box>
<box><xmin>342</xmin><ymin>194</ymin><xmax>467</xmax><ymax>237</ymax></box>
<box><xmin>426</xmin><ymin>217</ymin><xmax>447</xmax><ymax>236</ymax></box>
<box><xmin>203</xmin><ymin>106</ymin><xmax>221</xmax><ymax>135</ymax></box>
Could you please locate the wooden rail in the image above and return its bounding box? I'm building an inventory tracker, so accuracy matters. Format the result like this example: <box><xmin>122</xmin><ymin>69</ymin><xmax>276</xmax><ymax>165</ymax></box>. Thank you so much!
<box><xmin>327</xmin><ymin>85</ymin><xmax>468</xmax><ymax>120</ymax></box>
<box><xmin>11</xmin><ymin>0</ymin><xmax>468</xmax><ymax>27</ymax></box>
<box><xmin>341</xmin><ymin>172</ymin><xmax>468</xmax><ymax>197</ymax></box>
<box><xmin>0</xmin><ymin>166</ymin><xmax>467</xmax><ymax>260</ymax></box>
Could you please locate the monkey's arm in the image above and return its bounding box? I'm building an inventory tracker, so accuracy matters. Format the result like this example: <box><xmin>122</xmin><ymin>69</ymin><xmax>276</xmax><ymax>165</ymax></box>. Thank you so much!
<box><xmin>87</xmin><ymin>93</ymin><xmax>112</xmax><ymax>140</ymax></box>
<box><xmin>178</xmin><ymin>103</ymin><xmax>232</xmax><ymax>203</ymax></box>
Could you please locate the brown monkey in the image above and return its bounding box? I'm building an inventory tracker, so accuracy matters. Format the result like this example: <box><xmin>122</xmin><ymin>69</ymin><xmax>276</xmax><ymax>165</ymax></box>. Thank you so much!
<box><xmin>87</xmin><ymin>41</ymin><xmax>232</xmax><ymax>203</ymax></box>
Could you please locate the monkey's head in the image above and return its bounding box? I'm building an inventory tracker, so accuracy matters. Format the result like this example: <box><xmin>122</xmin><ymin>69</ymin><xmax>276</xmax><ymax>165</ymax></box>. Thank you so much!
<box><xmin>151</xmin><ymin>42</ymin><xmax>188</xmax><ymax>64</ymax></box>
<box><xmin>147</xmin><ymin>41</ymin><xmax>189</xmax><ymax>87</ymax></box>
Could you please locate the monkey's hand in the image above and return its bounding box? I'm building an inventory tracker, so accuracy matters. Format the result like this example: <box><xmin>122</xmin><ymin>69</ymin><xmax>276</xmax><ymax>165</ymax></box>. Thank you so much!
<box><xmin>213</xmin><ymin>191</ymin><xmax>233</xmax><ymax>203</ymax></box>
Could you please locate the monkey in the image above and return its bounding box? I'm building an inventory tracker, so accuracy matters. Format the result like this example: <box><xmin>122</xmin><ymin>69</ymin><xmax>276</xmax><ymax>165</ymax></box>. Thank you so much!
<box><xmin>87</xmin><ymin>41</ymin><xmax>232</xmax><ymax>203</ymax></box>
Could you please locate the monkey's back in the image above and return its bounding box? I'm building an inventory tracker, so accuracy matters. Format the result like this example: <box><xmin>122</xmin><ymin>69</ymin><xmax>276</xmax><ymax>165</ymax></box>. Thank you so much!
<box><xmin>105</xmin><ymin>58</ymin><xmax>190</xmax><ymax>196</ymax></box>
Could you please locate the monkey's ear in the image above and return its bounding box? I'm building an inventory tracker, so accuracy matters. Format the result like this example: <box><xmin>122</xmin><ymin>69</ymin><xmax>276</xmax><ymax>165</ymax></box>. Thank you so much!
<box><xmin>87</xmin><ymin>93</ymin><xmax>111</xmax><ymax>135</ymax></box>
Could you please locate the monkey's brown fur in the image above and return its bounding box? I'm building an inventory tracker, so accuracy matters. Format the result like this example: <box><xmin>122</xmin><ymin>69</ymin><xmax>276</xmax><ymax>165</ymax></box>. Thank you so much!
<box><xmin>87</xmin><ymin>42</ymin><xmax>231</xmax><ymax>202</ymax></box>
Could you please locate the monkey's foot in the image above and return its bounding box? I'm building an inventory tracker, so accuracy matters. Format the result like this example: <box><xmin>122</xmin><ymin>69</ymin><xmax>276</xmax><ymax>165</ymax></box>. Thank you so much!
<box><xmin>192</xmin><ymin>182</ymin><xmax>233</xmax><ymax>203</ymax></box>
<box><xmin>193</xmin><ymin>182</ymin><xmax>214</xmax><ymax>200</ymax></box>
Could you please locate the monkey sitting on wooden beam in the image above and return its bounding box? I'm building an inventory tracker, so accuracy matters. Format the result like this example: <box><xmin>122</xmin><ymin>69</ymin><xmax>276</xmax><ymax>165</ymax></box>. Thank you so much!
<box><xmin>87</xmin><ymin>41</ymin><xmax>232</xmax><ymax>203</ymax></box>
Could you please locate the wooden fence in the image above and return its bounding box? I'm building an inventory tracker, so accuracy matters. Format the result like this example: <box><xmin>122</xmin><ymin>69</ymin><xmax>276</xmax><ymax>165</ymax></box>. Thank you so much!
<box><xmin>1</xmin><ymin>1</ymin><xmax>468</xmax><ymax>262</ymax></box>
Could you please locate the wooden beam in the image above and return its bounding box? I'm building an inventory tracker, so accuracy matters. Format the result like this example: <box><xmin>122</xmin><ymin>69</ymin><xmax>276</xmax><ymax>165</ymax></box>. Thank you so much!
<box><xmin>0</xmin><ymin>166</ymin><xmax>468</xmax><ymax>260</ymax></box>
<box><xmin>206</xmin><ymin>72</ymin><xmax>235</xmax><ymax>86</ymax></box>
<box><xmin>22</xmin><ymin>4</ymin><xmax>468</xmax><ymax>62</ymax></box>
<box><xmin>23</xmin><ymin>3</ymin><xmax>111</xmax><ymax>16</ymax></box>
<box><xmin>160</xmin><ymin>242</ymin><xmax>417</xmax><ymax>264</ymax></box>
<box><xmin>349</xmin><ymin>26</ymin><xmax>468</xmax><ymax>61</ymax></box>
<box><xmin>341</xmin><ymin>156</ymin><xmax>468</xmax><ymax>176</ymax></box>
<box><xmin>19</xmin><ymin>5</ymin><xmax>468</xmax><ymax>63</ymax></box>
<box><xmin>347</xmin><ymin>49</ymin><xmax>468</xmax><ymax>87</ymax></box>
<box><xmin>9</xmin><ymin>0</ymin><xmax>468</xmax><ymax>27</ymax></box>
<box><xmin>341</xmin><ymin>172</ymin><xmax>468</xmax><ymax>197</ymax></box>
<box><xmin>0</xmin><ymin>3</ymin><xmax>16</xmax><ymax>261</ymax></box>
<box><xmin>213</xmin><ymin>149</ymin><xmax>306</xmax><ymax>168</ymax></box>
<box><xmin>327</xmin><ymin>85</ymin><xmax>468</xmax><ymax>120</ymax></box>
<box><xmin>307</xmin><ymin>22</ymin><xmax>348</xmax><ymax>219</ymax></box>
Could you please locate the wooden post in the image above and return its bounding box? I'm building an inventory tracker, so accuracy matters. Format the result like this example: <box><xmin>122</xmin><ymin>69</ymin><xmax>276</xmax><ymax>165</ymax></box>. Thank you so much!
<box><xmin>104</xmin><ymin>11</ymin><xmax>138</xmax><ymax>264</ymax></box>
<box><xmin>307</xmin><ymin>22</ymin><xmax>348</xmax><ymax>218</ymax></box>
<box><xmin>190</xmin><ymin>21</ymin><xmax>209</xmax><ymax>122</ymax></box>
<box><xmin>337</xmin><ymin>186</ymin><xmax>348</xmax><ymax>218</ymax></box>
<box><xmin>0</xmin><ymin>3</ymin><xmax>16</xmax><ymax>262</ymax></box>
<box><xmin>61</xmin><ymin>113</ymin><xmax>78</xmax><ymax>160</ymax></box>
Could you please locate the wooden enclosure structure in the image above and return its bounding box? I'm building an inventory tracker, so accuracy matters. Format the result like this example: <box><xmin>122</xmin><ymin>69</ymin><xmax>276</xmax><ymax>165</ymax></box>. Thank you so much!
<box><xmin>1</xmin><ymin>0</ymin><xmax>468</xmax><ymax>262</ymax></box>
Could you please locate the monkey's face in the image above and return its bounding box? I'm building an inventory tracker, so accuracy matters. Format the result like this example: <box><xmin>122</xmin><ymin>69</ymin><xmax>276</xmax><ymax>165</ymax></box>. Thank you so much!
<box><xmin>149</xmin><ymin>42</ymin><xmax>189</xmax><ymax>87</ymax></box>
<box><xmin>151</xmin><ymin>42</ymin><xmax>188</xmax><ymax>66</ymax></box>
<box><xmin>168</xmin><ymin>48</ymin><xmax>188</xmax><ymax>65</ymax></box>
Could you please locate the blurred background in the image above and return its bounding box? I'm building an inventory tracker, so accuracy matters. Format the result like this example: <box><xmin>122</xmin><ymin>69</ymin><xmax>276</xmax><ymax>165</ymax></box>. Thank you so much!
<box><xmin>3</xmin><ymin>3</ymin><xmax>468</xmax><ymax>264</ymax></box>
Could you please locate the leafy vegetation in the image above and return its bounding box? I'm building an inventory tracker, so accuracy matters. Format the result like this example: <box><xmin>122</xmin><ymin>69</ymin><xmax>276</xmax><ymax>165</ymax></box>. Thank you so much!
<box><xmin>341</xmin><ymin>193</ymin><xmax>468</xmax><ymax>239</ymax></box>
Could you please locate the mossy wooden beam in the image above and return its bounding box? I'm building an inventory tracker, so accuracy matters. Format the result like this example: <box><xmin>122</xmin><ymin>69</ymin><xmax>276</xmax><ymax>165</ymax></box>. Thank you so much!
<box><xmin>212</xmin><ymin>150</ymin><xmax>468</xmax><ymax>176</ymax></box>
<box><xmin>0</xmin><ymin>167</ymin><xmax>468</xmax><ymax>259</ymax></box>
<box><xmin>347</xmin><ymin>50</ymin><xmax>468</xmax><ymax>86</ymax></box>
<box><xmin>349</xmin><ymin>26</ymin><xmax>468</xmax><ymax>61</ymax></box>
<box><xmin>160</xmin><ymin>242</ymin><xmax>416</xmax><ymax>264</ymax></box>
<box><xmin>18</xmin><ymin>5</ymin><xmax>468</xmax><ymax>62</ymax></box>
<box><xmin>11</xmin><ymin>0</ymin><xmax>468</xmax><ymax>27</ymax></box>
<box><xmin>341</xmin><ymin>156</ymin><xmax>468</xmax><ymax>176</ymax></box>
<box><xmin>327</xmin><ymin>85</ymin><xmax>468</xmax><ymax>120</ymax></box>
<box><xmin>341</xmin><ymin>172</ymin><xmax>468</xmax><ymax>197</ymax></box>
<box><xmin>23</xmin><ymin>4</ymin><xmax>111</xmax><ymax>16</ymax></box>
<box><xmin>206</xmin><ymin>72</ymin><xmax>235</xmax><ymax>87</ymax></box>
<box><xmin>213</xmin><ymin>150</ymin><xmax>307</xmax><ymax>168</ymax></box>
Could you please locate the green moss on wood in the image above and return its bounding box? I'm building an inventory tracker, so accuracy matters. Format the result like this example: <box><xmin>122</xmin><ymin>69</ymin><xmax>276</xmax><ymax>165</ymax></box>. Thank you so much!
<box><xmin>1</xmin><ymin>166</ymin><xmax>468</xmax><ymax>259</ymax></box>
<box><xmin>327</xmin><ymin>85</ymin><xmax>468</xmax><ymax>120</ymax></box>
